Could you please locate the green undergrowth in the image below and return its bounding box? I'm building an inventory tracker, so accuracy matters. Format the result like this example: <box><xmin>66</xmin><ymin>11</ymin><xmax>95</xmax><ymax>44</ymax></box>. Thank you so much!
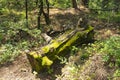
<box><xmin>0</xmin><ymin>8</ymin><xmax>25</xmax><ymax>22</ymax></box>
<box><xmin>0</xmin><ymin>38</ymin><xmax>43</xmax><ymax>65</ymax></box>
<box><xmin>0</xmin><ymin>42</ymin><xmax>28</xmax><ymax>64</ymax></box>
<box><xmin>57</xmin><ymin>35</ymin><xmax>120</xmax><ymax>79</ymax></box>
<box><xmin>0</xmin><ymin>20</ymin><xmax>44</xmax><ymax>64</ymax></box>
<box><xmin>0</xmin><ymin>7</ymin><xmax>45</xmax><ymax>65</ymax></box>
<box><xmin>49</xmin><ymin>0</ymin><xmax>72</xmax><ymax>8</ymax></box>
<box><xmin>86</xmin><ymin>35</ymin><xmax>120</xmax><ymax>68</ymax></box>
<box><xmin>90</xmin><ymin>11</ymin><xmax>120</xmax><ymax>23</ymax></box>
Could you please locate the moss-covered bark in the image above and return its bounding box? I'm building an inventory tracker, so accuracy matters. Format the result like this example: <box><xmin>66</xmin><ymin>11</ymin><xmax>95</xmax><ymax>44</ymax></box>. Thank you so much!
<box><xmin>26</xmin><ymin>26</ymin><xmax>94</xmax><ymax>73</ymax></box>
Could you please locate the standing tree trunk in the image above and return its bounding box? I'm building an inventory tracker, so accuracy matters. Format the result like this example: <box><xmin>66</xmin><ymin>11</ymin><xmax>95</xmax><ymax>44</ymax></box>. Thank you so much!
<box><xmin>44</xmin><ymin>0</ymin><xmax>50</xmax><ymax>25</ymax></box>
<box><xmin>71</xmin><ymin>0</ymin><xmax>78</xmax><ymax>9</ymax></box>
<box><xmin>37</xmin><ymin>0</ymin><xmax>43</xmax><ymax>29</ymax></box>
<box><xmin>37</xmin><ymin>0</ymin><xmax>50</xmax><ymax>29</ymax></box>
<box><xmin>25</xmin><ymin>0</ymin><xmax>28</xmax><ymax>28</ymax></box>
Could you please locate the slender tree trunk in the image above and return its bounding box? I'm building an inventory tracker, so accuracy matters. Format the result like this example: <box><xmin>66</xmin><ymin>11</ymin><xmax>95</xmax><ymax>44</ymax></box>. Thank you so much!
<box><xmin>72</xmin><ymin>0</ymin><xmax>78</xmax><ymax>9</ymax></box>
<box><xmin>37</xmin><ymin>0</ymin><xmax>43</xmax><ymax>29</ymax></box>
<box><xmin>37</xmin><ymin>0</ymin><xmax>50</xmax><ymax>29</ymax></box>
<box><xmin>45</xmin><ymin>0</ymin><xmax>50</xmax><ymax>25</ymax></box>
<box><xmin>37</xmin><ymin>5</ymin><xmax>42</xmax><ymax>29</ymax></box>
<box><xmin>25</xmin><ymin>0</ymin><xmax>28</xmax><ymax>28</ymax></box>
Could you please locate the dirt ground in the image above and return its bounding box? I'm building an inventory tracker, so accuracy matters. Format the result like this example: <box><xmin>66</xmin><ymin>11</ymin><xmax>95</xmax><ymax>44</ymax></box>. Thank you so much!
<box><xmin>0</xmin><ymin>53</ymin><xmax>41</xmax><ymax>80</ymax></box>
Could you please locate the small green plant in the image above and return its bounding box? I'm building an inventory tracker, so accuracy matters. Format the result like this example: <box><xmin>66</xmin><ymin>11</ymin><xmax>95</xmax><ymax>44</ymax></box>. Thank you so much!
<box><xmin>70</xmin><ymin>46</ymin><xmax>79</xmax><ymax>55</ymax></box>
<box><xmin>85</xmin><ymin>36</ymin><xmax>120</xmax><ymax>67</ymax></box>
<box><xmin>0</xmin><ymin>44</ymin><xmax>20</xmax><ymax>64</ymax></box>
<box><xmin>113</xmin><ymin>69</ymin><xmax>120</xmax><ymax>78</ymax></box>
<box><xmin>101</xmin><ymin>36</ymin><xmax>120</xmax><ymax>67</ymax></box>
<box><xmin>49</xmin><ymin>0</ymin><xmax>72</xmax><ymax>8</ymax></box>
<box><xmin>0</xmin><ymin>18</ymin><xmax>44</xmax><ymax>64</ymax></box>
<box><xmin>56</xmin><ymin>55</ymin><xmax>68</xmax><ymax>64</ymax></box>
<box><xmin>80</xmin><ymin>36</ymin><xmax>120</xmax><ymax>68</ymax></box>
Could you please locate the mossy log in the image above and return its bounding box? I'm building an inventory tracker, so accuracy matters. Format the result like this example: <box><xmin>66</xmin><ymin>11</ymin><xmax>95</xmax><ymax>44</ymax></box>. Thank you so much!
<box><xmin>26</xmin><ymin>26</ymin><xmax>94</xmax><ymax>73</ymax></box>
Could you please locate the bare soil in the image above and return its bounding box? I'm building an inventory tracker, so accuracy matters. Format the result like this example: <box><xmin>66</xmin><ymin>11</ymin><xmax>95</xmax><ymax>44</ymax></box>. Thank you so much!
<box><xmin>0</xmin><ymin>53</ymin><xmax>40</xmax><ymax>80</ymax></box>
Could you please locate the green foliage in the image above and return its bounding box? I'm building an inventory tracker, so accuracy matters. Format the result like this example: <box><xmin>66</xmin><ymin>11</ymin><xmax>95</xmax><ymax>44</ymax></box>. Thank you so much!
<box><xmin>0</xmin><ymin>19</ymin><xmax>43</xmax><ymax>64</ymax></box>
<box><xmin>85</xmin><ymin>36</ymin><xmax>120</xmax><ymax>67</ymax></box>
<box><xmin>56</xmin><ymin>55</ymin><xmax>68</xmax><ymax>64</ymax></box>
<box><xmin>80</xmin><ymin>52</ymin><xmax>89</xmax><ymax>60</ymax></box>
<box><xmin>89</xmin><ymin>0</ymin><xmax>120</xmax><ymax>23</ymax></box>
<box><xmin>49</xmin><ymin>0</ymin><xmax>72</xmax><ymax>8</ymax></box>
<box><xmin>89</xmin><ymin>0</ymin><xmax>103</xmax><ymax>9</ymax></box>
<box><xmin>90</xmin><ymin>11</ymin><xmax>120</xmax><ymax>23</ymax></box>
<box><xmin>56</xmin><ymin>36</ymin><xmax>120</xmax><ymax>80</ymax></box>
<box><xmin>70</xmin><ymin>46</ymin><xmax>79</xmax><ymax>55</ymax></box>
<box><xmin>0</xmin><ymin>20</ymin><xmax>25</xmax><ymax>42</ymax></box>
<box><xmin>89</xmin><ymin>0</ymin><xmax>118</xmax><ymax>9</ymax></box>
<box><xmin>113</xmin><ymin>69</ymin><xmax>120</xmax><ymax>78</ymax></box>
<box><xmin>0</xmin><ymin>39</ymin><xmax>37</xmax><ymax>64</ymax></box>
<box><xmin>0</xmin><ymin>0</ymin><xmax>36</xmax><ymax>11</ymax></box>
<box><xmin>101</xmin><ymin>36</ymin><xmax>120</xmax><ymax>67</ymax></box>
<box><xmin>0</xmin><ymin>10</ymin><xmax>26</xmax><ymax>22</ymax></box>
<box><xmin>0</xmin><ymin>43</ymin><xmax>21</xmax><ymax>64</ymax></box>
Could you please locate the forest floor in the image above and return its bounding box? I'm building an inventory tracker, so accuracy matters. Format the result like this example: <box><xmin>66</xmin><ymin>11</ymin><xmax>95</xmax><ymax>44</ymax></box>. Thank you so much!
<box><xmin>0</xmin><ymin>8</ymin><xmax>120</xmax><ymax>80</ymax></box>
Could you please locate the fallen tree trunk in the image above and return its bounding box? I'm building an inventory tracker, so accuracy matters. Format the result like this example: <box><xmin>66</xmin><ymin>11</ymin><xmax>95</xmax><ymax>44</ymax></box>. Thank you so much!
<box><xmin>26</xmin><ymin>26</ymin><xmax>94</xmax><ymax>73</ymax></box>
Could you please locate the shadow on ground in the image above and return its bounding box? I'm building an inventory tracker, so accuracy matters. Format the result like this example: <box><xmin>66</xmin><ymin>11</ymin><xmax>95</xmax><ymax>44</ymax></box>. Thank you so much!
<box><xmin>37</xmin><ymin>61</ymin><xmax>65</xmax><ymax>80</ymax></box>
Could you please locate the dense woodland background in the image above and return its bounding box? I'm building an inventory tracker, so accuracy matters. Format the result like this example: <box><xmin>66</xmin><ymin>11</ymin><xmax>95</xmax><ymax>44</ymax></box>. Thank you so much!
<box><xmin>0</xmin><ymin>0</ymin><xmax>120</xmax><ymax>80</ymax></box>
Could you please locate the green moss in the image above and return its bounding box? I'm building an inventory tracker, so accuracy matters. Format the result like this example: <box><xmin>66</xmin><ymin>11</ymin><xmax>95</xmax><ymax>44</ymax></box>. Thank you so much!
<box><xmin>29</xmin><ymin>51</ymin><xmax>41</xmax><ymax>58</ymax></box>
<box><xmin>42</xmin><ymin>41</ymin><xmax>61</xmax><ymax>53</ymax></box>
<box><xmin>41</xmin><ymin>46</ymin><xmax>50</xmax><ymax>53</ymax></box>
<box><xmin>33</xmin><ymin>58</ymin><xmax>42</xmax><ymax>72</ymax></box>
<box><xmin>57</xmin><ymin>32</ymin><xmax>82</xmax><ymax>53</ymax></box>
<box><xmin>42</xmin><ymin>56</ymin><xmax>53</xmax><ymax>66</ymax></box>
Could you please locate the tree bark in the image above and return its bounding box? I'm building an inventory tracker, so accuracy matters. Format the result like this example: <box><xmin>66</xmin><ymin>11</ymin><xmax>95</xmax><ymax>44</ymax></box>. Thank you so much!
<box><xmin>26</xmin><ymin>26</ymin><xmax>94</xmax><ymax>73</ymax></box>
<box><xmin>45</xmin><ymin>0</ymin><xmax>50</xmax><ymax>24</ymax></box>
<box><xmin>72</xmin><ymin>0</ymin><xmax>78</xmax><ymax>9</ymax></box>
<box><xmin>25</xmin><ymin>0</ymin><xmax>28</xmax><ymax>28</ymax></box>
<box><xmin>37</xmin><ymin>0</ymin><xmax>43</xmax><ymax>29</ymax></box>
<box><xmin>37</xmin><ymin>0</ymin><xmax>50</xmax><ymax>29</ymax></box>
